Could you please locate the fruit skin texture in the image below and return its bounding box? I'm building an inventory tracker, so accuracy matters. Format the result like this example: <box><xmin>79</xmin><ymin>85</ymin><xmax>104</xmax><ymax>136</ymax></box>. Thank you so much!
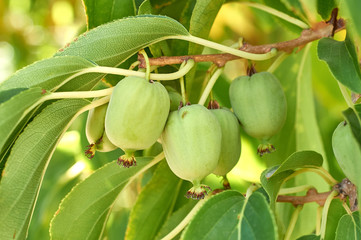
<box><xmin>229</xmin><ymin>72</ymin><xmax>286</xmax><ymax>155</ymax></box>
<box><xmin>210</xmin><ymin>108</ymin><xmax>241</xmax><ymax>176</ymax></box>
<box><xmin>332</xmin><ymin>121</ymin><xmax>361</xmax><ymax>187</ymax></box>
<box><xmin>105</xmin><ymin>76</ymin><xmax>170</xmax><ymax>166</ymax></box>
<box><xmin>85</xmin><ymin>102</ymin><xmax>117</xmax><ymax>158</ymax></box>
<box><xmin>161</xmin><ymin>104</ymin><xmax>222</xmax><ymax>183</ymax></box>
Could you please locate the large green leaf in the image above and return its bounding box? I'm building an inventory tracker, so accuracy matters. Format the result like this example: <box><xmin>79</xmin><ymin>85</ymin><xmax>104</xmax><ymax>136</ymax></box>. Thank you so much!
<box><xmin>188</xmin><ymin>0</ymin><xmax>224</xmax><ymax>55</ymax></box>
<box><xmin>182</xmin><ymin>191</ymin><xmax>245</xmax><ymax>239</ymax></box>
<box><xmin>318</xmin><ymin>37</ymin><xmax>361</xmax><ymax>94</ymax></box>
<box><xmin>186</xmin><ymin>0</ymin><xmax>224</xmax><ymax>103</ymax></box>
<box><xmin>0</xmin><ymin>56</ymin><xmax>97</xmax><ymax>91</ymax></box>
<box><xmin>125</xmin><ymin>161</ymin><xmax>182</xmax><ymax>240</ymax></box>
<box><xmin>356</xmin><ymin>104</ymin><xmax>361</xmax><ymax>119</ymax></box>
<box><xmin>261</xmin><ymin>150</ymin><xmax>323</xmax><ymax>209</ymax></box>
<box><xmin>325</xmin><ymin>199</ymin><xmax>347</xmax><ymax>240</ymax></box>
<box><xmin>0</xmin><ymin>99</ymin><xmax>89</xmax><ymax>240</ymax></box>
<box><xmin>268</xmin><ymin>151</ymin><xmax>323</xmax><ymax>177</ymax></box>
<box><xmin>83</xmin><ymin>0</ymin><xmax>136</xmax><ymax>29</ymax></box>
<box><xmin>182</xmin><ymin>191</ymin><xmax>278</xmax><ymax>239</ymax></box>
<box><xmin>293</xmin><ymin>44</ymin><xmax>329</xmax><ymax>239</ymax></box>
<box><xmin>0</xmin><ymin>88</ymin><xmax>47</xmax><ymax>152</ymax></box>
<box><xmin>261</xmin><ymin>169</ymin><xmax>294</xmax><ymax>209</ymax></box>
<box><xmin>155</xmin><ymin>200</ymin><xmax>197</xmax><ymax>239</ymax></box>
<box><xmin>297</xmin><ymin>235</ymin><xmax>321</xmax><ymax>240</ymax></box>
<box><xmin>342</xmin><ymin>108</ymin><xmax>361</xmax><ymax>147</ymax></box>
<box><xmin>335</xmin><ymin>211</ymin><xmax>361</xmax><ymax>240</ymax></box>
<box><xmin>55</xmin><ymin>15</ymin><xmax>190</xmax><ymax>67</ymax></box>
<box><xmin>316</xmin><ymin>0</ymin><xmax>336</xmax><ymax>19</ymax></box>
<box><xmin>239</xmin><ymin>192</ymin><xmax>278</xmax><ymax>240</ymax></box>
<box><xmin>50</xmin><ymin>157</ymin><xmax>158</xmax><ymax>240</ymax></box>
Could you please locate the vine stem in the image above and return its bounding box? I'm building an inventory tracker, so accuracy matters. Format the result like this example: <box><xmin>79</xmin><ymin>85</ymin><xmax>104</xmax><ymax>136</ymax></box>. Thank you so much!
<box><xmin>160</xmin><ymin>197</ymin><xmax>208</xmax><ymax>240</ymax></box>
<box><xmin>176</xmin><ymin>35</ymin><xmax>278</xmax><ymax>61</ymax></box>
<box><xmin>198</xmin><ymin>68</ymin><xmax>223</xmax><ymax>105</ymax></box>
<box><xmin>179</xmin><ymin>61</ymin><xmax>187</xmax><ymax>103</ymax></box>
<box><xmin>278</xmin><ymin>185</ymin><xmax>313</xmax><ymax>195</ymax></box>
<box><xmin>342</xmin><ymin>201</ymin><xmax>353</xmax><ymax>215</ymax></box>
<box><xmin>44</xmin><ymin>87</ymin><xmax>114</xmax><ymax>101</ymax></box>
<box><xmin>320</xmin><ymin>191</ymin><xmax>338</xmax><ymax>240</ymax></box>
<box><xmin>284</xmin><ymin>205</ymin><xmax>303</xmax><ymax>240</ymax></box>
<box><xmin>266</xmin><ymin>52</ymin><xmax>288</xmax><ymax>73</ymax></box>
<box><xmin>283</xmin><ymin>168</ymin><xmax>337</xmax><ymax>186</ymax></box>
<box><xmin>315</xmin><ymin>167</ymin><xmax>338</xmax><ymax>185</ymax></box>
<box><xmin>139</xmin><ymin>49</ymin><xmax>151</xmax><ymax>81</ymax></box>
<box><xmin>54</xmin><ymin>59</ymin><xmax>195</xmax><ymax>91</ymax></box>
<box><xmin>242</xmin><ymin>2</ymin><xmax>309</xmax><ymax>29</ymax></box>
<box><xmin>316</xmin><ymin>206</ymin><xmax>322</xmax><ymax>234</ymax></box>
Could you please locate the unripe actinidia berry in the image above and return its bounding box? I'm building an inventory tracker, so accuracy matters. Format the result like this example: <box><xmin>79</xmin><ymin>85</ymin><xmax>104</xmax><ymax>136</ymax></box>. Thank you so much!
<box><xmin>161</xmin><ymin>104</ymin><xmax>222</xmax><ymax>199</ymax></box>
<box><xmin>85</xmin><ymin>102</ymin><xmax>117</xmax><ymax>159</ymax></box>
<box><xmin>210</xmin><ymin>107</ymin><xmax>241</xmax><ymax>177</ymax></box>
<box><xmin>229</xmin><ymin>72</ymin><xmax>287</xmax><ymax>156</ymax></box>
<box><xmin>105</xmin><ymin>76</ymin><xmax>170</xmax><ymax>167</ymax></box>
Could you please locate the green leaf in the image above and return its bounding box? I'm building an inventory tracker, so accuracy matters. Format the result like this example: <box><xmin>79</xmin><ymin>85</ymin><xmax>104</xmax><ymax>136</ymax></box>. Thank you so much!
<box><xmin>0</xmin><ymin>56</ymin><xmax>97</xmax><ymax>91</ymax></box>
<box><xmin>296</xmin><ymin>46</ymin><xmax>327</xmax><ymax>157</ymax></box>
<box><xmin>317</xmin><ymin>0</ymin><xmax>336</xmax><ymax>19</ymax></box>
<box><xmin>325</xmin><ymin>199</ymin><xmax>347</xmax><ymax>240</ymax></box>
<box><xmin>268</xmin><ymin>151</ymin><xmax>323</xmax><ymax>177</ymax></box>
<box><xmin>335</xmin><ymin>211</ymin><xmax>361</xmax><ymax>240</ymax></box>
<box><xmin>297</xmin><ymin>235</ymin><xmax>321</xmax><ymax>240</ymax></box>
<box><xmin>293</xmin><ymin>45</ymin><xmax>329</xmax><ymax>238</ymax></box>
<box><xmin>138</xmin><ymin>0</ymin><xmax>152</xmax><ymax>15</ymax></box>
<box><xmin>342</xmin><ymin>108</ymin><xmax>361</xmax><ymax>147</ymax></box>
<box><xmin>0</xmin><ymin>99</ymin><xmax>89</xmax><ymax>240</ymax></box>
<box><xmin>0</xmin><ymin>88</ymin><xmax>47</xmax><ymax>152</ymax></box>
<box><xmin>261</xmin><ymin>150</ymin><xmax>323</xmax><ymax>209</ymax></box>
<box><xmin>182</xmin><ymin>191</ymin><xmax>245</xmax><ymax>239</ymax></box>
<box><xmin>50</xmin><ymin>157</ymin><xmax>156</xmax><ymax>240</ymax></box>
<box><xmin>188</xmin><ymin>0</ymin><xmax>224</xmax><ymax>55</ymax></box>
<box><xmin>125</xmin><ymin>161</ymin><xmax>182</xmax><ymax>240</ymax></box>
<box><xmin>0</xmin><ymin>88</ymin><xmax>27</xmax><ymax>103</ymax></box>
<box><xmin>261</xmin><ymin>169</ymin><xmax>294</xmax><ymax>209</ymax></box>
<box><xmin>55</xmin><ymin>15</ymin><xmax>189</xmax><ymax>67</ymax></box>
<box><xmin>155</xmin><ymin>200</ymin><xmax>197</xmax><ymax>240</ymax></box>
<box><xmin>83</xmin><ymin>0</ymin><xmax>136</xmax><ymax>29</ymax></box>
<box><xmin>186</xmin><ymin>0</ymin><xmax>224</xmax><ymax>102</ymax></box>
<box><xmin>356</xmin><ymin>104</ymin><xmax>361</xmax><ymax>119</ymax></box>
<box><xmin>182</xmin><ymin>191</ymin><xmax>278</xmax><ymax>240</ymax></box>
<box><xmin>318</xmin><ymin>37</ymin><xmax>361</xmax><ymax>94</ymax></box>
<box><xmin>240</xmin><ymin>192</ymin><xmax>278</xmax><ymax>240</ymax></box>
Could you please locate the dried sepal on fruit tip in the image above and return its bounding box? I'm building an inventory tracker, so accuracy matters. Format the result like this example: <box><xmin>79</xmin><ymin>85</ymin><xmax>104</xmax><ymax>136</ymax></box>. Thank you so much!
<box><xmin>186</xmin><ymin>184</ymin><xmax>212</xmax><ymax>200</ymax></box>
<box><xmin>257</xmin><ymin>143</ymin><xmax>275</xmax><ymax>156</ymax></box>
<box><xmin>85</xmin><ymin>143</ymin><xmax>96</xmax><ymax>159</ymax></box>
<box><xmin>117</xmin><ymin>150</ymin><xmax>136</xmax><ymax>168</ymax></box>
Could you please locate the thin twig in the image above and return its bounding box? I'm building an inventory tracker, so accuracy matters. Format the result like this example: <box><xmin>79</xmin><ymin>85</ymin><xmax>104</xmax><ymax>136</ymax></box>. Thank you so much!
<box><xmin>277</xmin><ymin>189</ymin><xmax>340</xmax><ymax>207</ymax></box>
<box><xmin>139</xmin><ymin>16</ymin><xmax>345</xmax><ymax>67</ymax></box>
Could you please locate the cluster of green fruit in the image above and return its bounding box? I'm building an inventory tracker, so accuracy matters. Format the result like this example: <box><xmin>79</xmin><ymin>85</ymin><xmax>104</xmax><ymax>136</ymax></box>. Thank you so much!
<box><xmin>85</xmin><ymin>71</ymin><xmax>287</xmax><ymax>199</ymax></box>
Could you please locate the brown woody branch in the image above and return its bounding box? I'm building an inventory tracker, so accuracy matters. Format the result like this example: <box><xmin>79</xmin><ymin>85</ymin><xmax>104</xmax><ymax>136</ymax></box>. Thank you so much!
<box><xmin>138</xmin><ymin>10</ymin><xmax>345</xmax><ymax>68</ymax></box>
<box><xmin>277</xmin><ymin>178</ymin><xmax>358</xmax><ymax>210</ymax></box>
<box><xmin>277</xmin><ymin>189</ymin><xmax>337</xmax><ymax>207</ymax></box>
